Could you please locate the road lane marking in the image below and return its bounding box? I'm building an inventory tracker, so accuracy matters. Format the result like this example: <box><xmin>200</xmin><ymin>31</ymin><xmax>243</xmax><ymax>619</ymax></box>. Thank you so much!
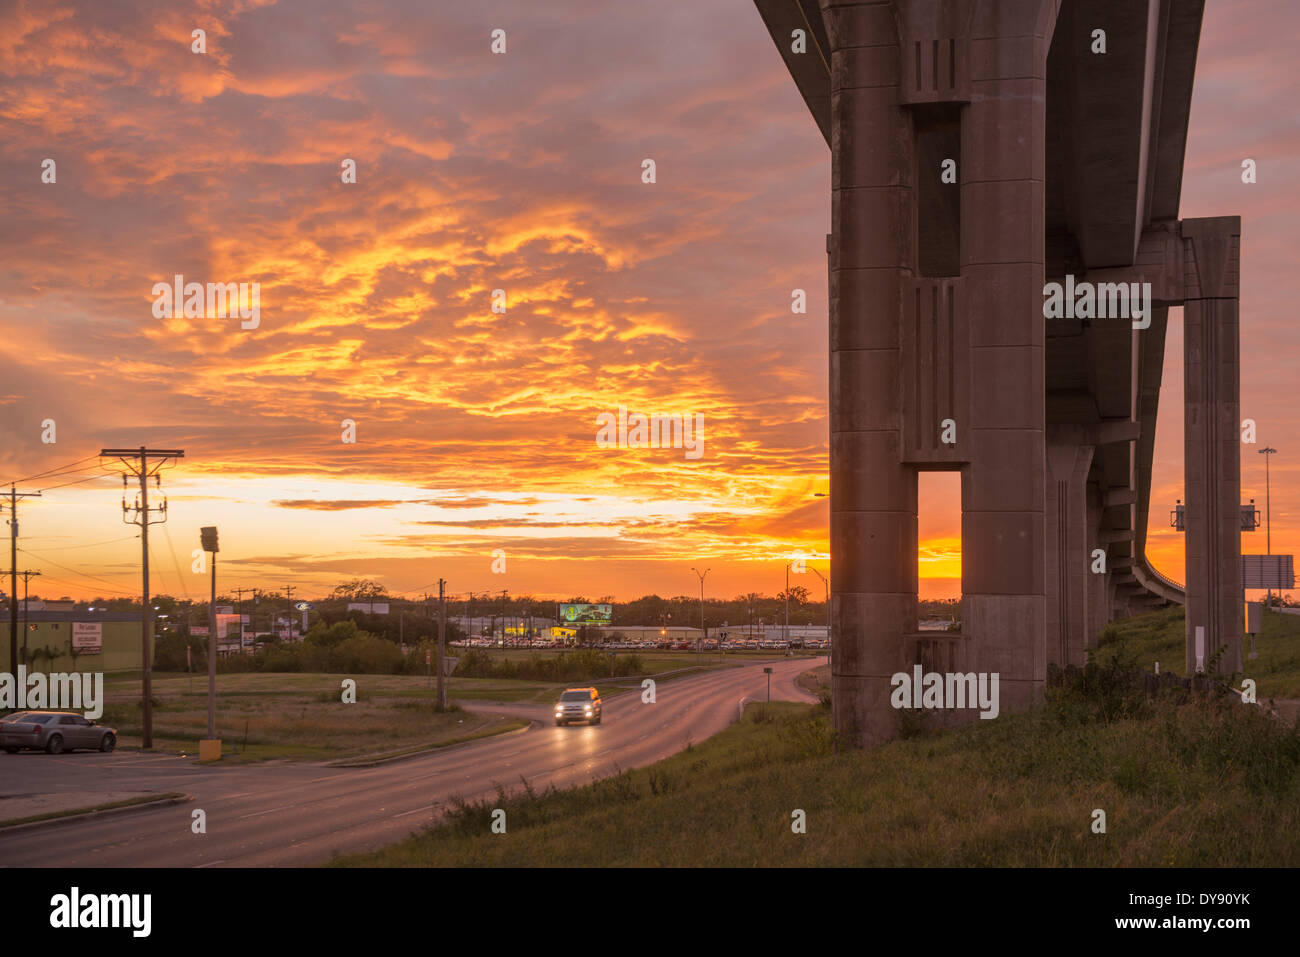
<box><xmin>237</xmin><ymin>803</ymin><xmax>297</xmax><ymax>820</ymax></box>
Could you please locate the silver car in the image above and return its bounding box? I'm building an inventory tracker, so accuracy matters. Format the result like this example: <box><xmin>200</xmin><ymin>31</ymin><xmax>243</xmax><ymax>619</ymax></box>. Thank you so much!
<box><xmin>0</xmin><ymin>711</ymin><xmax>118</xmax><ymax>754</ymax></box>
<box><xmin>554</xmin><ymin>687</ymin><xmax>602</xmax><ymax>726</ymax></box>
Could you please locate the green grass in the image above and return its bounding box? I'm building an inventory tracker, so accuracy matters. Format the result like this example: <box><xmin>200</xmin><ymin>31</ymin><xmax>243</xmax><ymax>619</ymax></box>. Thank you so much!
<box><xmin>796</xmin><ymin>664</ymin><xmax>830</xmax><ymax>702</ymax></box>
<box><xmin>331</xmin><ymin>676</ymin><xmax>1300</xmax><ymax>867</ymax></box>
<box><xmin>1102</xmin><ymin>605</ymin><xmax>1300</xmax><ymax>699</ymax></box>
<box><xmin>100</xmin><ymin>673</ymin><xmax>525</xmax><ymax>762</ymax></box>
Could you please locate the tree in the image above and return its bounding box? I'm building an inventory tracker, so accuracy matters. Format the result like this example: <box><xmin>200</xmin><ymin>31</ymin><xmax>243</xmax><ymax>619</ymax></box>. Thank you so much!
<box><xmin>306</xmin><ymin>619</ymin><xmax>362</xmax><ymax>648</ymax></box>
<box><xmin>329</xmin><ymin>579</ymin><xmax>389</xmax><ymax>602</ymax></box>
<box><xmin>779</xmin><ymin>584</ymin><xmax>811</xmax><ymax>606</ymax></box>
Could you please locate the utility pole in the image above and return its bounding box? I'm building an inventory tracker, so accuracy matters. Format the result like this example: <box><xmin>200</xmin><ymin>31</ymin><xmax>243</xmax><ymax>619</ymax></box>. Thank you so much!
<box><xmin>19</xmin><ymin>569</ymin><xmax>40</xmax><ymax>665</ymax></box>
<box><xmin>102</xmin><ymin>447</ymin><xmax>184</xmax><ymax>749</ymax></box>
<box><xmin>437</xmin><ymin>578</ymin><xmax>447</xmax><ymax>710</ymax></box>
<box><xmin>7</xmin><ymin>485</ymin><xmax>41</xmax><ymax>673</ymax></box>
<box><xmin>233</xmin><ymin>586</ymin><xmax>248</xmax><ymax>649</ymax></box>
<box><xmin>1</xmin><ymin>568</ymin><xmax>42</xmax><ymax>667</ymax></box>
<box><xmin>284</xmin><ymin>585</ymin><xmax>295</xmax><ymax>641</ymax></box>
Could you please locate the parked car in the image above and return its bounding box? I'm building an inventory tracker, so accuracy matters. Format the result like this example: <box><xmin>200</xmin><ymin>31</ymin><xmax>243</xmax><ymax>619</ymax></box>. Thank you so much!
<box><xmin>554</xmin><ymin>687</ymin><xmax>602</xmax><ymax>726</ymax></box>
<box><xmin>0</xmin><ymin>711</ymin><xmax>117</xmax><ymax>754</ymax></box>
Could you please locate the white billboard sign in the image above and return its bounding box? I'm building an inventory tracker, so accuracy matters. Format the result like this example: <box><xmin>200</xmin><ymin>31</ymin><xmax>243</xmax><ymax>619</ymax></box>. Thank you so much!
<box><xmin>72</xmin><ymin>622</ymin><xmax>102</xmax><ymax>654</ymax></box>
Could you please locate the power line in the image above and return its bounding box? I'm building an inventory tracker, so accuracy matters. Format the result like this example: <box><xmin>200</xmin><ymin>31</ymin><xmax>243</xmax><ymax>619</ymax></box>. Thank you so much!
<box><xmin>17</xmin><ymin>545</ymin><xmax>137</xmax><ymax>594</ymax></box>
<box><xmin>3</xmin><ymin>458</ymin><xmax>129</xmax><ymax>496</ymax></box>
<box><xmin>36</xmin><ymin>472</ymin><xmax>121</xmax><ymax>493</ymax></box>
<box><xmin>23</xmin><ymin>534</ymin><xmax>139</xmax><ymax>551</ymax></box>
<box><xmin>26</xmin><ymin>571</ymin><xmax>135</xmax><ymax>598</ymax></box>
<box><xmin>1</xmin><ymin>454</ymin><xmax>102</xmax><ymax>487</ymax></box>
<box><xmin>162</xmin><ymin>525</ymin><xmax>192</xmax><ymax>602</ymax></box>
<box><xmin>25</xmin><ymin>465</ymin><xmax>103</xmax><ymax>485</ymax></box>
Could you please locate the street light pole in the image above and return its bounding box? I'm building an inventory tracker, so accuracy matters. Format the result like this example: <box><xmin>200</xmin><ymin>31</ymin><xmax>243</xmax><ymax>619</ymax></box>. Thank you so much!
<box><xmin>1260</xmin><ymin>447</ymin><xmax>1277</xmax><ymax>609</ymax></box>
<box><xmin>784</xmin><ymin>561</ymin><xmax>791</xmax><ymax>644</ymax></box>
<box><xmin>690</xmin><ymin>567</ymin><xmax>710</xmax><ymax>663</ymax></box>
<box><xmin>199</xmin><ymin>526</ymin><xmax>220</xmax><ymax>761</ymax></box>
<box><xmin>811</xmin><ymin>566</ymin><xmax>830</xmax><ymax>654</ymax></box>
<box><xmin>437</xmin><ymin>578</ymin><xmax>447</xmax><ymax>710</ymax></box>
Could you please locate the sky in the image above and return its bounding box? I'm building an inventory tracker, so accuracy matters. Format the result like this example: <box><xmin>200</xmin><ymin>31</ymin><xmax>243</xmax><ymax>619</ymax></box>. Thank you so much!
<box><xmin>0</xmin><ymin>0</ymin><xmax>1295</xmax><ymax>607</ymax></box>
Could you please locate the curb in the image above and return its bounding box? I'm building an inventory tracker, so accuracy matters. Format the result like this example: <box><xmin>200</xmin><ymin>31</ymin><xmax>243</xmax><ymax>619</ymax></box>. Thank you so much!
<box><xmin>0</xmin><ymin>792</ymin><xmax>192</xmax><ymax>834</ymax></box>
<box><xmin>327</xmin><ymin>720</ymin><xmax>534</xmax><ymax>768</ymax></box>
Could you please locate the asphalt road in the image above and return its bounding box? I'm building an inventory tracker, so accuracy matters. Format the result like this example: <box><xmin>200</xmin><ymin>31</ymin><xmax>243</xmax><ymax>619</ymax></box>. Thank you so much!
<box><xmin>0</xmin><ymin>656</ymin><xmax>820</xmax><ymax>867</ymax></box>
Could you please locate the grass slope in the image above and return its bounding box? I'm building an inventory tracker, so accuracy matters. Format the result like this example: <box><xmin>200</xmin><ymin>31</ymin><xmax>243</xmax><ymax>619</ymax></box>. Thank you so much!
<box><xmin>1101</xmin><ymin>605</ymin><xmax>1300</xmax><ymax>699</ymax></box>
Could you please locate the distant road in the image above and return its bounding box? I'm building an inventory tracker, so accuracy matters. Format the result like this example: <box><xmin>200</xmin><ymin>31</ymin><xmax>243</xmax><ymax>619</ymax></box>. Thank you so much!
<box><xmin>0</xmin><ymin>657</ymin><xmax>820</xmax><ymax>867</ymax></box>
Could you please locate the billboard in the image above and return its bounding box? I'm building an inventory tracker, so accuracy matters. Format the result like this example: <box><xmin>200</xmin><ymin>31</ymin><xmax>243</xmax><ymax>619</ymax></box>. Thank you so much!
<box><xmin>558</xmin><ymin>603</ymin><xmax>612</xmax><ymax>624</ymax></box>
<box><xmin>72</xmin><ymin>622</ymin><xmax>102</xmax><ymax>654</ymax></box>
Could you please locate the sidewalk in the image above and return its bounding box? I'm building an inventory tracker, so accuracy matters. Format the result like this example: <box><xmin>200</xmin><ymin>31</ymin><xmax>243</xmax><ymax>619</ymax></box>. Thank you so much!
<box><xmin>0</xmin><ymin>790</ymin><xmax>179</xmax><ymax>827</ymax></box>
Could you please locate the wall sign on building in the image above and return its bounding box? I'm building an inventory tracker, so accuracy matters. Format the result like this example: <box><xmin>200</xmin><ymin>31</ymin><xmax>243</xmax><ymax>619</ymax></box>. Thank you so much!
<box><xmin>72</xmin><ymin>622</ymin><xmax>103</xmax><ymax>654</ymax></box>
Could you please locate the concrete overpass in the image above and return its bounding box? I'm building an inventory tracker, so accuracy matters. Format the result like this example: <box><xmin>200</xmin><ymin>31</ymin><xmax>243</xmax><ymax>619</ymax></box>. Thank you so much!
<box><xmin>754</xmin><ymin>0</ymin><xmax>1242</xmax><ymax>745</ymax></box>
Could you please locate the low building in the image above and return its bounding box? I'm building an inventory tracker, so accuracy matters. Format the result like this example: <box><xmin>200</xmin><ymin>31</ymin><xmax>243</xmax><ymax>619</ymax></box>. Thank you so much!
<box><xmin>592</xmin><ymin>625</ymin><xmax>704</xmax><ymax>641</ymax></box>
<box><xmin>347</xmin><ymin>601</ymin><xmax>390</xmax><ymax>615</ymax></box>
<box><xmin>0</xmin><ymin>610</ymin><xmax>143</xmax><ymax>673</ymax></box>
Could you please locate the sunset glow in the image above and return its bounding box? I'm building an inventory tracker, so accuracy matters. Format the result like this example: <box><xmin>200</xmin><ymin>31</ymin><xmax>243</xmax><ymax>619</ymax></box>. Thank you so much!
<box><xmin>1</xmin><ymin>0</ymin><xmax>1295</xmax><ymax>606</ymax></box>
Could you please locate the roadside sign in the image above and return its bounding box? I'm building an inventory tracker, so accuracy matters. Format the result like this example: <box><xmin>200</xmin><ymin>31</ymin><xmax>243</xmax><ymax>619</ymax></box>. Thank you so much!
<box><xmin>295</xmin><ymin>601</ymin><xmax>314</xmax><ymax>611</ymax></box>
<box><xmin>1242</xmin><ymin>555</ymin><xmax>1295</xmax><ymax>589</ymax></box>
<box><xmin>1246</xmin><ymin>601</ymin><xmax>1264</xmax><ymax>635</ymax></box>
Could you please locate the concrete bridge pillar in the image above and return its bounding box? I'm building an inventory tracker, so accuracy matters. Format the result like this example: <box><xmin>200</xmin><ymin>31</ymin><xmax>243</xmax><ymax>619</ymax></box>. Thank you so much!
<box><xmin>959</xmin><ymin>0</ymin><xmax>1057</xmax><ymax>720</ymax></box>
<box><xmin>1181</xmin><ymin>216</ymin><xmax>1243</xmax><ymax>676</ymax></box>
<box><xmin>825</xmin><ymin>0</ymin><xmax>1058</xmax><ymax>746</ymax></box>
<box><xmin>1085</xmin><ymin>479</ymin><xmax>1109</xmax><ymax>650</ymax></box>
<box><xmin>1045</xmin><ymin>437</ymin><xmax>1094</xmax><ymax>669</ymax></box>
<box><xmin>825</xmin><ymin>0</ymin><xmax>917</xmax><ymax>746</ymax></box>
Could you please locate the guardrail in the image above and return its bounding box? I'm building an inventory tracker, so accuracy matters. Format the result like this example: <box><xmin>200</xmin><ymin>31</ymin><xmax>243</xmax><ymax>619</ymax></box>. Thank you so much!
<box><xmin>1133</xmin><ymin>554</ymin><xmax>1185</xmax><ymax>604</ymax></box>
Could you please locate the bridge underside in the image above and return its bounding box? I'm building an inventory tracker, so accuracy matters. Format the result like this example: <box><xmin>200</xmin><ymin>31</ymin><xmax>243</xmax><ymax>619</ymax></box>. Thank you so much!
<box><xmin>754</xmin><ymin>0</ymin><xmax>1242</xmax><ymax>745</ymax></box>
